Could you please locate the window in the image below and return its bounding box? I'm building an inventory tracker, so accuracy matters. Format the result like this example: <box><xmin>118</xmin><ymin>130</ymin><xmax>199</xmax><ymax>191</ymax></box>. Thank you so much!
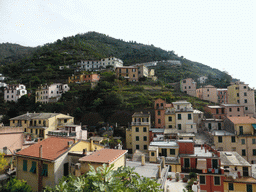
<box><xmin>135</xmin><ymin>127</ymin><xmax>139</xmax><ymax>132</ymax></box>
<box><xmin>184</xmin><ymin>86</ymin><xmax>187</xmax><ymax>89</ymax></box>
<box><xmin>24</xmin><ymin>128</ymin><xmax>26</xmax><ymax>132</ymax></box>
<box><xmin>23</xmin><ymin>160</ymin><xmax>27</xmax><ymax>171</ymax></box>
<box><xmin>30</xmin><ymin>161</ymin><xmax>37</xmax><ymax>173</ymax></box>
<box><xmin>242</xmin><ymin>149</ymin><xmax>246</xmax><ymax>156</ymax></box>
<box><xmin>170</xmin><ymin>149</ymin><xmax>175</xmax><ymax>155</ymax></box>
<box><xmin>158</xmin><ymin>111</ymin><xmax>161</xmax><ymax>115</ymax></box>
<box><xmin>42</xmin><ymin>164</ymin><xmax>48</xmax><ymax>177</ymax></box>
<box><xmin>231</xmin><ymin>136</ymin><xmax>236</xmax><ymax>143</ymax></box>
<box><xmin>214</xmin><ymin>176</ymin><xmax>220</xmax><ymax>185</ymax></box>
<box><xmin>253</xmin><ymin>139</ymin><xmax>256</xmax><ymax>144</ymax></box>
<box><xmin>178</xmin><ymin>114</ymin><xmax>181</xmax><ymax>120</ymax></box>
<box><xmin>144</xmin><ymin>145</ymin><xmax>147</xmax><ymax>150</ymax></box>
<box><xmin>244</xmin><ymin>92</ymin><xmax>247</xmax><ymax>96</ymax></box>
<box><xmin>229</xmin><ymin>108</ymin><xmax>232</xmax><ymax>112</ymax></box>
<box><xmin>136</xmin><ymin>136</ymin><xmax>139</xmax><ymax>141</ymax></box>
<box><xmin>39</xmin><ymin>120</ymin><xmax>41</xmax><ymax>124</ymax></box>
<box><xmin>158</xmin><ymin>119</ymin><xmax>161</xmax><ymax>124</ymax></box>
<box><xmin>229</xmin><ymin>183</ymin><xmax>234</xmax><ymax>190</ymax></box>
<box><xmin>136</xmin><ymin>145</ymin><xmax>139</xmax><ymax>150</ymax></box>
<box><xmin>253</xmin><ymin>149</ymin><xmax>256</xmax><ymax>156</ymax></box>
<box><xmin>232</xmin><ymin>147</ymin><xmax>236</xmax><ymax>151</ymax></box>
<box><xmin>143</xmin><ymin>136</ymin><xmax>147</xmax><ymax>141</ymax></box>
<box><xmin>168</xmin><ymin>125</ymin><xmax>172</xmax><ymax>128</ymax></box>
<box><xmin>151</xmin><ymin>152</ymin><xmax>155</xmax><ymax>156</ymax></box>
<box><xmin>237</xmin><ymin>93</ymin><xmax>239</xmax><ymax>97</ymax></box>
<box><xmin>239</xmin><ymin>126</ymin><xmax>243</xmax><ymax>135</ymax></box>
<box><xmin>168</xmin><ymin>116</ymin><xmax>172</xmax><ymax>122</ymax></box>
<box><xmin>36</xmin><ymin>129</ymin><xmax>38</xmax><ymax>135</ymax></box>
<box><xmin>244</xmin><ymin>86</ymin><xmax>247</xmax><ymax>89</ymax></box>
<box><xmin>143</xmin><ymin>127</ymin><xmax>147</xmax><ymax>132</ymax></box>
<box><xmin>244</xmin><ymin>99</ymin><xmax>247</xmax><ymax>103</ymax></box>
<box><xmin>30</xmin><ymin>129</ymin><xmax>33</xmax><ymax>133</ymax></box>
<box><xmin>200</xmin><ymin>176</ymin><xmax>206</xmax><ymax>185</ymax></box>
<box><xmin>178</xmin><ymin>124</ymin><xmax>181</xmax><ymax>130</ymax></box>
<box><xmin>189</xmin><ymin>86</ymin><xmax>191</xmax><ymax>89</ymax></box>
<box><xmin>245</xmin><ymin>107</ymin><xmax>248</xmax><ymax>111</ymax></box>
<box><xmin>64</xmin><ymin>119</ymin><xmax>67</xmax><ymax>123</ymax></box>
<box><xmin>247</xmin><ymin>184</ymin><xmax>252</xmax><ymax>192</ymax></box>
<box><xmin>218</xmin><ymin>136</ymin><xmax>222</xmax><ymax>143</ymax></box>
<box><xmin>237</xmin><ymin>108</ymin><xmax>240</xmax><ymax>112</ymax></box>
<box><xmin>188</xmin><ymin>114</ymin><xmax>192</xmax><ymax>120</ymax></box>
<box><xmin>241</xmin><ymin>139</ymin><xmax>245</xmax><ymax>145</ymax></box>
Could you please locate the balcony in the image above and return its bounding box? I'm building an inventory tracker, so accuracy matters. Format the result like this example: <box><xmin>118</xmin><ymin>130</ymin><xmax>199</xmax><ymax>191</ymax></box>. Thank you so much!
<box><xmin>181</xmin><ymin>167</ymin><xmax>221</xmax><ymax>174</ymax></box>
<box><xmin>131</xmin><ymin>122</ymin><xmax>150</xmax><ymax>126</ymax></box>
<box><xmin>157</xmin><ymin>157</ymin><xmax>179</xmax><ymax>164</ymax></box>
<box><xmin>48</xmin><ymin>131</ymin><xmax>76</xmax><ymax>137</ymax></box>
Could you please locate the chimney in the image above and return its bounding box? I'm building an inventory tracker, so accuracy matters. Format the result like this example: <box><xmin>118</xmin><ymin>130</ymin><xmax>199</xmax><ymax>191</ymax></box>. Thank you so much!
<box><xmin>75</xmin><ymin>163</ymin><xmax>81</xmax><ymax>177</ymax></box>
<box><xmin>39</xmin><ymin>145</ymin><xmax>42</xmax><ymax>158</ymax></box>
<box><xmin>201</xmin><ymin>144</ymin><xmax>203</xmax><ymax>150</ymax></box>
<box><xmin>161</xmin><ymin>156</ymin><xmax>165</xmax><ymax>168</ymax></box>
<box><xmin>83</xmin><ymin>149</ymin><xmax>87</xmax><ymax>156</ymax></box>
<box><xmin>141</xmin><ymin>154</ymin><xmax>145</xmax><ymax>166</ymax></box>
<box><xmin>90</xmin><ymin>139</ymin><xmax>94</xmax><ymax>151</ymax></box>
<box><xmin>158</xmin><ymin>165</ymin><xmax>162</xmax><ymax>178</ymax></box>
<box><xmin>3</xmin><ymin>147</ymin><xmax>7</xmax><ymax>155</ymax></box>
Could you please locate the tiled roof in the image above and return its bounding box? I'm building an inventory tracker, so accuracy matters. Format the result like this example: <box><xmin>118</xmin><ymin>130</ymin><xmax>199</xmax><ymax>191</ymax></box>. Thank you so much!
<box><xmin>10</xmin><ymin>113</ymin><xmax>72</xmax><ymax>120</ymax></box>
<box><xmin>79</xmin><ymin>149</ymin><xmax>127</xmax><ymax>164</ymax></box>
<box><xmin>228</xmin><ymin>116</ymin><xmax>256</xmax><ymax>124</ymax></box>
<box><xmin>16</xmin><ymin>137</ymin><xmax>74</xmax><ymax>161</ymax></box>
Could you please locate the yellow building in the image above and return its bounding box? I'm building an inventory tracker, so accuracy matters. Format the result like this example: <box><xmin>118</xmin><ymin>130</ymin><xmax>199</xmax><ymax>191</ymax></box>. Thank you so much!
<box><xmin>130</xmin><ymin>112</ymin><xmax>151</xmax><ymax>153</ymax></box>
<box><xmin>10</xmin><ymin>113</ymin><xmax>74</xmax><ymax>140</ymax></box>
<box><xmin>16</xmin><ymin>137</ymin><xmax>104</xmax><ymax>192</ymax></box>
<box><xmin>115</xmin><ymin>66</ymin><xmax>139</xmax><ymax>82</ymax></box>
<box><xmin>79</xmin><ymin>148</ymin><xmax>127</xmax><ymax>174</ymax></box>
<box><xmin>228</xmin><ymin>81</ymin><xmax>255</xmax><ymax>116</ymax></box>
<box><xmin>165</xmin><ymin>108</ymin><xmax>176</xmax><ymax>129</ymax></box>
<box><xmin>224</xmin><ymin>178</ymin><xmax>256</xmax><ymax>192</ymax></box>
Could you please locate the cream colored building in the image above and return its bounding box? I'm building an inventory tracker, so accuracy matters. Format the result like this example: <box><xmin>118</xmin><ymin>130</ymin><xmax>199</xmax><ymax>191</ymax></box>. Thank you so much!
<box><xmin>115</xmin><ymin>66</ymin><xmax>139</xmax><ymax>82</ymax></box>
<box><xmin>165</xmin><ymin>108</ymin><xmax>176</xmax><ymax>129</ymax></box>
<box><xmin>10</xmin><ymin>113</ymin><xmax>74</xmax><ymax>140</ymax></box>
<box><xmin>196</xmin><ymin>85</ymin><xmax>218</xmax><ymax>103</ymax></box>
<box><xmin>180</xmin><ymin>78</ymin><xmax>197</xmax><ymax>97</ymax></box>
<box><xmin>4</xmin><ymin>84</ymin><xmax>27</xmax><ymax>102</ymax></box>
<box><xmin>227</xmin><ymin>81</ymin><xmax>255</xmax><ymax>116</ymax></box>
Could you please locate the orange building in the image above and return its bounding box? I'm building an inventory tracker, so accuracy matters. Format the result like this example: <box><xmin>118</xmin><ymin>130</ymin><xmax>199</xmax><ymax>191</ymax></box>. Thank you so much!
<box><xmin>115</xmin><ymin>66</ymin><xmax>139</xmax><ymax>82</ymax></box>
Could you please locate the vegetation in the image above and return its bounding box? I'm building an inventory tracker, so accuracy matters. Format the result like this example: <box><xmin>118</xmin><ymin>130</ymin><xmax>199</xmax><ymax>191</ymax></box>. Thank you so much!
<box><xmin>1</xmin><ymin>177</ymin><xmax>32</xmax><ymax>192</ymax></box>
<box><xmin>45</xmin><ymin>164</ymin><xmax>161</xmax><ymax>192</ymax></box>
<box><xmin>0</xmin><ymin>153</ymin><xmax>8</xmax><ymax>171</ymax></box>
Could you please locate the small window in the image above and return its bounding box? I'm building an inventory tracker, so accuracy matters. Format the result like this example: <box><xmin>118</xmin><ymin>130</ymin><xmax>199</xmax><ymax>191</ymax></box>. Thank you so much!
<box><xmin>178</xmin><ymin>124</ymin><xmax>181</xmax><ymax>130</ymax></box>
<box><xmin>136</xmin><ymin>145</ymin><xmax>139</xmax><ymax>150</ymax></box>
<box><xmin>253</xmin><ymin>149</ymin><xmax>256</xmax><ymax>156</ymax></box>
<box><xmin>143</xmin><ymin>127</ymin><xmax>147</xmax><ymax>132</ymax></box>
<box><xmin>23</xmin><ymin>160</ymin><xmax>27</xmax><ymax>171</ymax></box>
<box><xmin>30</xmin><ymin>129</ymin><xmax>33</xmax><ymax>134</ymax></box>
<box><xmin>168</xmin><ymin>116</ymin><xmax>172</xmax><ymax>122</ymax></box>
<box><xmin>229</xmin><ymin>108</ymin><xmax>232</xmax><ymax>112</ymax></box>
<box><xmin>64</xmin><ymin>119</ymin><xmax>67</xmax><ymax>123</ymax></box>
<box><xmin>237</xmin><ymin>108</ymin><xmax>240</xmax><ymax>112</ymax></box>
<box><xmin>245</xmin><ymin>107</ymin><xmax>248</xmax><ymax>111</ymax></box>
<box><xmin>231</xmin><ymin>136</ymin><xmax>236</xmax><ymax>143</ymax></box>
<box><xmin>30</xmin><ymin>161</ymin><xmax>37</xmax><ymax>173</ymax></box>
<box><xmin>242</xmin><ymin>149</ymin><xmax>246</xmax><ymax>156</ymax></box>
<box><xmin>144</xmin><ymin>145</ymin><xmax>147</xmax><ymax>150</ymax></box>
<box><xmin>168</xmin><ymin>125</ymin><xmax>172</xmax><ymax>128</ymax></box>
<box><xmin>41</xmin><ymin>164</ymin><xmax>48</xmax><ymax>177</ymax></box>
<box><xmin>135</xmin><ymin>127</ymin><xmax>139</xmax><ymax>132</ymax></box>
<box><xmin>170</xmin><ymin>149</ymin><xmax>175</xmax><ymax>155</ymax></box>
<box><xmin>214</xmin><ymin>176</ymin><xmax>220</xmax><ymax>185</ymax></box>
<box><xmin>218</xmin><ymin>136</ymin><xmax>222</xmax><ymax>143</ymax></box>
<box><xmin>143</xmin><ymin>136</ymin><xmax>147</xmax><ymax>141</ymax></box>
<box><xmin>178</xmin><ymin>114</ymin><xmax>181</xmax><ymax>120</ymax></box>
<box><xmin>200</xmin><ymin>176</ymin><xmax>206</xmax><ymax>185</ymax></box>
<box><xmin>229</xmin><ymin>183</ymin><xmax>234</xmax><ymax>191</ymax></box>
<box><xmin>244</xmin><ymin>99</ymin><xmax>247</xmax><ymax>103</ymax></box>
<box><xmin>151</xmin><ymin>152</ymin><xmax>155</xmax><ymax>156</ymax></box>
<box><xmin>241</xmin><ymin>139</ymin><xmax>245</xmax><ymax>145</ymax></box>
<box><xmin>188</xmin><ymin>114</ymin><xmax>192</xmax><ymax>120</ymax></box>
<box><xmin>158</xmin><ymin>119</ymin><xmax>161</xmax><ymax>124</ymax></box>
<box><xmin>136</xmin><ymin>136</ymin><xmax>139</xmax><ymax>141</ymax></box>
<box><xmin>244</xmin><ymin>92</ymin><xmax>247</xmax><ymax>96</ymax></box>
<box><xmin>158</xmin><ymin>111</ymin><xmax>161</xmax><ymax>115</ymax></box>
<box><xmin>253</xmin><ymin>139</ymin><xmax>256</xmax><ymax>144</ymax></box>
<box><xmin>36</xmin><ymin>129</ymin><xmax>38</xmax><ymax>135</ymax></box>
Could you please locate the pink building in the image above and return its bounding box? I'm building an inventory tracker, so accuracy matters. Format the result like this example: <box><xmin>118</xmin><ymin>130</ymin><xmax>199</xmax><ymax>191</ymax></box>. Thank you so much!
<box><xmin>205</xmin><ymin>104</ymin><xmax>245</xmax><ymax>119</ymax></box>
<box><xmin>217</xmin><ymin>89</ymin><xmax>228</xmax><ymax>104</ymax></box>
<box><xmin>83</xmin><ymin>74</ymin><xmax>100</xmax><ymax>83</ymax></box>
<box><xmin>180</xmin><ymin>78</ymin><xmax>197</xmax><ymax>97</ymax></box>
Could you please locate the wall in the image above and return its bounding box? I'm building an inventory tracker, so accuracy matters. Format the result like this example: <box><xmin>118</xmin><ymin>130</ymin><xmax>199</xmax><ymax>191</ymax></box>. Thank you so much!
<box><xmin>125</xmin><ymin>129</ymin><xmax>132</xmax><ymax>150</ymax></box>
<box><xmin>0</xmin><ymin>128</ymin><xmax>23</xmax><ymax>151</ymax></box>
<box><xmin>223</xmin><ymin>181</ymin><xmax>256</xmax><ymax>192</ymax></box>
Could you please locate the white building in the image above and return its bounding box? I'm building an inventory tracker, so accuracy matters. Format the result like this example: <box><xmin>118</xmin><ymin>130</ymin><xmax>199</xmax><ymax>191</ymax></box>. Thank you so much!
<box><xmin>4</xmin><ymin>84</ymin><xmax>27</xmax><ymax>102</ymax></box>
<box><xmin>100</xmin><ymin>57</ymin><xmax>123</xmax><ymax>69</ymax></box>
<box><xmin>0</xmin><ymin>82</ymin><xmax>7</xmax><ymax>88</ymax></box>
<box><xmin>197</xmin><ymin>76</ymin><xmax>208</xmax><ymax>84</ymax></box>
<box><xmin>35</xmin><ymin>83</ymin><xmax>70</xmax><ymax>103</ymax></box>
<box><xmin>78</xmin><ymin>60</ymin><xmax>101</xmax><ymax>71</ymax></box>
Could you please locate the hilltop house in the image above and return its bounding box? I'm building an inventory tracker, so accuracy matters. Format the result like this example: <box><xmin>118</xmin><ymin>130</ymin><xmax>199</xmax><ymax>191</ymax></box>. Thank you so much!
<box><xmin>4</xmin><ymin>84</ymin><xmax>27</xmax><ymax>102</ymax></box>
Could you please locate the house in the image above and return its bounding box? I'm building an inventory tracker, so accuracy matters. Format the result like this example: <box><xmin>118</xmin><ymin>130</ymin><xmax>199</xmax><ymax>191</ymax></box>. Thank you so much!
<box><xmin>35</xmin><ymin>83</ymin><xmax>70</xmax><ymax>104</ymax></box>
<box><xmin>217</xmin><ymin>88</ymin><xmax>228</xmax><ymax>104</ymax></box>
<box><xmin>68</xmin><ymin>73</ymin><xmax>100</xmax><ymax>84</ymax></box>
<box><xmin>0</xmin><ymin>82</ymin><xmax>7</xmax><ymax>88</ymax></box>
<box><xmin>47</xmin><ymin>125</ymin><xmax>87</xmax><ymax>140</ymax></box>
<box><xmin>180</xmin><ymin>78</ymin><xmax>197</xmax><ymax>97</ymax></box>
<box><xmin>78</xmin><ymin>148</ymin><xmax>127</xmax><ymax>174</ymax></box>
<box><xmin>198</xmin><ymin>76</ymin><xmax>208</xmax><ymax>84</ymax></box>
<box><xmin>10</xmin><ymin>113</ymin><xmax>74</xmax><ymax>140</ymax></box>
<box><xmin>4</xmin><ymin>84</ymin><xmax>27</xmax><ymax>102</ymax></box>
<box><xmin>132</xmin><ymin>64</ymin><xmax>148</xmax><ymax>78</ymax></box>
<box><xmin>154</xmin><ymin>98</ymin><xmax>168</xmax><ymax>128</ymax></box>
<box><xmin>100</xmin><ymin>57</ymin><xmax>123</xmax><ymax>69</ymax></box>
<box><xmin>115</xmin><ymin>66</ymin><xmax>139</xmax><ymax>82</ymax></box>
<box><xmin>196</xmin><ymin>85</ymin><xmax>218</xmax><ymax>103</ymax></box>
<box><xmin>227</xmin><ymin>81</ymin><xmax>255</xmax><ymax>117</ymax></box>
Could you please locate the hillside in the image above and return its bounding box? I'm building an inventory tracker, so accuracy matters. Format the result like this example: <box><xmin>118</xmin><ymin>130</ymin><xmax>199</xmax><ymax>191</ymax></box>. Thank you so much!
<box><xmin>0</xmin><ymin>32</ymin><xmax>231</xmax><ymax>88</ymax></box>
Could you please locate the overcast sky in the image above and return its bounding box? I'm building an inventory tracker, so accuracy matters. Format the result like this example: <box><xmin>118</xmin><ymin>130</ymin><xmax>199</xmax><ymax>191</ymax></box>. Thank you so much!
<box><xmin>0</xmin><ymin>0</ymin><xmax>255</xmax><ymax>87</ymax></box>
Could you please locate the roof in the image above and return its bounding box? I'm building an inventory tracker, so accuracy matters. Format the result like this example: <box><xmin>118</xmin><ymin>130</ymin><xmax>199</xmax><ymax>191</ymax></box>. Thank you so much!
<box><xmin>207</xmin><ymin>106</ymin><xmax>223</xmax><ymax>109</ymax></box>
<box><xmin>224</xmin><ymin>177</ymin><xmax>256</xmax><ymax>184</ymax></box>
<box><xmin>10</xmin><ymin>113</ymin><xmax>73</xmax><ymax>120</ymax></box>
<box><xmin>221</xmin><ymin>104</ymin><xmax>244</xmax><ymax>107</ymax></box>
<box><xmin>90</xmin><ymin>137</ymin><xmax>104</xmax><ymax>142</ymax></box>
<box><xmin>220</xmin><ymin>151</ymin><xmax>251</xmax><ymax>166</ymax></box>
<box><xmin>228</xmin><ymin>116</ymin><xmax>256</xmax><ymax>124</ymax></box>
<box><xmin>126</xmin><ymin>161</ymin><xmax>159</xmax><ymax>178</ymax></box>
<box><xmin>210</xmin><ymin>130</ymin><xmax>235</xmax><ymax>136</ymax></box>
<box><xmin>149</xmin><ymin>128</ymin><xmax>164</xmax><ymax>133</ymax></box>
<box><xmin>150</xmin><ymin>141</ymin><xmax>179</xmax><ymax>148</ymax></box>
<box><xmin>132</xmin><ymin>112</ymin><xmax>150</xmax><ymax>117</ymax></box>
<box><xmin>178</xmin><ymin>133</ymin><xmax>195</xmax><ymax>137</ymax></box>
<box><xmin>193</xmin><ymin>109</ymin><xmax>204</xmax><ymax>114</ymax></box>
<box><xmin>16</xmin><ymin>137</ymin><xmax>74</xmax><ymax>161</ymax></box>
<box><xmin>172</xmin><ymin>100</ymin><xmax>190</xmax><ymax>105</ymax></box>
<box><xmin>79</xmin><ymin>149</ymin><xmax>127</xmax><ymax>164</ymax></box>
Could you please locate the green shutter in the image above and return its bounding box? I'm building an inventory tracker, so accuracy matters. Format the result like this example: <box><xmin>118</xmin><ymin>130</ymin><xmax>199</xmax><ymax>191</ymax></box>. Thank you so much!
<box><xmin>23</xmin><ymin>160</ymin><xmax>27</xmax><ymax>171</ymax></box>
<box><xmin>41</xmin><ymin>164</ymin><xmax>48</xmax><ymax>177</ymax></box>
<box><xmin>30</xmin><ymin>161</ymin><xmax>37</xmax><ymax>173</ymax></box>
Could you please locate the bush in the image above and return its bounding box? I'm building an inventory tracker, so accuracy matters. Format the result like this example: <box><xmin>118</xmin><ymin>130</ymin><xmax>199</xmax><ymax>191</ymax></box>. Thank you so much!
<box><xmin>1</xmin><ymin>177</ymin><xmax>32</xmax><ymax>192</ymax></box>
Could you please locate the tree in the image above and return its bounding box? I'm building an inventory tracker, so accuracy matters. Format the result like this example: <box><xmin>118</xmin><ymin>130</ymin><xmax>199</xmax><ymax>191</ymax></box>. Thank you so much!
<box><xmin>1</xmin><ymin>177</ymin><xmax>32</xmax><ymax>192</ymax></box>
<box><xmin>45</xmin><ymin>164</ymin><xmax>161</xmax><ymax>192</ymax></box>
<box><xmin>0</xmin><ymin>153</ymin><xmax>8</xmax><ymax>171</ymax></box>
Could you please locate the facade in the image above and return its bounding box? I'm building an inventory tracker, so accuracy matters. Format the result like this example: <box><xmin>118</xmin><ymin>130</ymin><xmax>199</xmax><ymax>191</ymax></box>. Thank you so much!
<box><xmin>196</xmin><ymin>85</ymin><xmax>218</xmax><ymax>103</ymax></box>
<box><xmin>198</xmin><ymin>76</ymin><xmax>208</xmax><ymax>84</ymax></box>
<box><xmin>68</xmin><ymin>73</ymin><xmax>100</xmax><ymax>84</ymax></box>
<box><xmin>154</xmin><ymin>98</ymin><xmax>167</xmax><ymax>128</ymax></box>
<box><xmin>79</xmin><ymin>149</ymin><xmax>127</xmax><ymax>174</ymax></box>
<box><xmin>47</xmin><ymin>125</ymin><xmax>87</xmax><ymax>140</ymax></box>
<box><xmin>0</xmin><ymin>127</ymin><xmax>24</xmax><ymax>152</ymax></box>
<box><xmin>227</xmin><ymin>81</ymin><xmax>255</xmax><ymax>117</ymax></box>
<box><xmin>4</xmin><ymin>84</ymin><xmax>27</xmax><ymax>102</ymax></box>
<box><xmin>132</xmin><ymin>64</ymin><xmax>148</xmax><ymax>78</ymax></box>
<box><xmin>100</xmin><ymin>57</ymin><xmax>123</xmax><ymax>69</ymax></box>
<box><xmin>217</xmin><ymin>88</ymin><xmax>228</xmax><ymax>104</ymax></box>
<box><xmin>10</xmin><ymin>113</ymin><xmax>74</xmax><ymax>140</ymax></box>
<box><xmin>115</xmin><ymin>66</ymin><xmax>139</xmax><ymax>82</ymax></box>
<box><xmin>35</xmin><ymin>83</ymin><xmax>70</xmax><ymax>103</ymax></box>
<box><xmin>180</xmin><ymin>78</ymin><xmax>197</xmax><ymax>97</ymax></box>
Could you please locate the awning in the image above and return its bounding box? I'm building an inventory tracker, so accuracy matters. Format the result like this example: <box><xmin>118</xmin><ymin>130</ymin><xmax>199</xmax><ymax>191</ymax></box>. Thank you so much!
<box><xmin>252</xmin><ymin>124</ymin><xmax>256</xmax><ymax>130</ymax></box>
<box><xmin>196</xmin><ymin>159</ymin><xmax>207</xmax><ymax>170</ymax></box>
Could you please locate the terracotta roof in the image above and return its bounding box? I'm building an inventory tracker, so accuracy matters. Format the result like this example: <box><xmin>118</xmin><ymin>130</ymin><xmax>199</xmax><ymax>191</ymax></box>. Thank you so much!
<box><xmin>79</xmin><ymin>149</ymin><xmax>127</xmax><ymax>164</ymax></box>
<box><xmin>228</xmin><ymin>116</ymin><xmax>256</xmax><ymax>124</ymax></box>
<box><xmin>16</xmin><ymin>137</ymin><xmax>74</xmax><ymax>161</ymax></box>
<box><xmin>224</xmin><ymin>177</ymin><xmax>256</xmax><ymax>184</ymax></box>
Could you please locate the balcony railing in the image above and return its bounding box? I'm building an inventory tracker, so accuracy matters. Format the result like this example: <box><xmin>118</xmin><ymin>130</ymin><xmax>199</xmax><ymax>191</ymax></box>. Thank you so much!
<box><xmin>131</xmin><ymin>122</ymin><xmax>150</xmax><ymax>126</ymax></box>
<box><xmin>48</xmin><ymin>131</ymin><xmax>76</xmax><ymax>137</ymax></box>
<box><xmin>181</xmin><ymin>167</ymin><xmax>221</xmax><ymax>174</ymax></box>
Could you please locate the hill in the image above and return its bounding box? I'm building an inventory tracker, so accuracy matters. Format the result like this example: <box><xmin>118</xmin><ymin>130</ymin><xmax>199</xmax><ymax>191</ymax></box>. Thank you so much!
<box><xmin>0</xmin><ymin>32</ymin><xmax>231</xmax><ymax>88</ymax></box>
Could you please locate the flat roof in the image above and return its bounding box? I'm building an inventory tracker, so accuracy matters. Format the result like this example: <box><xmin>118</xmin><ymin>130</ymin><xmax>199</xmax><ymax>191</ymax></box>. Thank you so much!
<box><xmin>126</xmin><ymin>161</ymin><xmax>159</xmax><ymax>178</ymax></box>
<box><xmin>149</xmin><ymin>128</ymin><xmax>164</xmax><ymax>133</ymax></box>
<box><xmin>150</xmin><ymin>141</ymin><xmax>179</xmax><ymax>148</ymax></box>
<box><xmin>172</xmin><ymin>100</ymin><xmax>190</xmax><ymax>104</ymax></box>
<box><xmin>210</xmin><ymin>130</ymin><xmax>235</xmax><ymax>136</ymax></box>
<box><xmin>180</xmin><ymin>147</ymin><xmax>218</xmax><ymax>158</ymax></box>
<box><xmin>220</xmin><ymin>151</ymin><xmax>251</xmax><ymax>166</ymax></box>
<box><xmin>207</xmin><ymin>106</ymin><xmax>223</xmax><ymax>109</ymax></box>
<box><xmin>221</xmin><ymin>104</ymin><xmax>244</xmax><ymax>107</ymax></box>
<box><xmin>178</xmin><ymin>133</ymin><xmax>195</xmax><ymax>137</ymax></box>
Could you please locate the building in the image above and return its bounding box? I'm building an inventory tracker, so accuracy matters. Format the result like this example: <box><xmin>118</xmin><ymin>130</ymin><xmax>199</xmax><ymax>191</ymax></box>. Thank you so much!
<box><xmin>100</xmin><ymin>57</ymin><xmax>123</xmax><ymax>69</ymax></box>
<box><xmin>227</xmin><ymin>81</ymin><xmax>255</xmax><ymax>117</ymax></box>
<box><xmin>217</xmin><ymin>88</ymin><xmax>228</xmax><ymax>104</ymax></box>
<box><xmin>47</xmin><ymin>125</ymin><xmax>87</xmax><ymax>140</ymax></box>
<box><xmin>0</xmin><ymin>82</ymin><xmax>7</xmax><ymax>88</ymax></box>
<box><xmin>154</xmin><ymin>98</ymin><xmax>167</xmax><ymax>128</ymax></box>
<box><xmin>4</xmin><ymin>84</ymin><xmax>27</xmax><ymax>102</ymax></box>
<box><xmin>10</xmin><ymin>113</ymin><xmax>74</xmax><ymax>140</ymax></box>
<box><xmin>198</xmin><ymin>76</ymin><xmax>208</xmax><ymax>84</ymax></box>
<box><xmin>132</xmin><ymin>64</ymin><xmax>148</xmax><ymax>78</ymax></box>
<box><xmin>196</xmin><ymin>85</ymin><xmax>218</xmax><ymax>103</ymax></box>
<box><xmin>126</xmin><ymin>112</ymin><xmax>151</xmax><ymax>153</ymax></box>
<box><xmin>115</xmin><ymin>66</ymin><xmax>139</xmax><ymax>82</ymax></box>
<box><xmin>79</xmin><ymin>148</ymin><xmax>127</xmax><ymax>174</ymax></box>
<box><xmin>180</xmin><ymin>78</ymin><xmax>197</xmax><ymax>97</ymax></box>
<box><xmin>35</xmin><ymin>83</ymin><xmax>70</xmax><ymax>103</ymax></box>
<box><xmin>68</xmin><ymin>73</ymin><xmax>100</xmax><ymax>84</ymax></box>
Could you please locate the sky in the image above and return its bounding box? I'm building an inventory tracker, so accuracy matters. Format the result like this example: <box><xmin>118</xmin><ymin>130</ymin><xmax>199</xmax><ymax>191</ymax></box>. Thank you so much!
<box><xmin>0</xmin><ymin>0</ymin><xmax>255</xmax><ymax>88</ymax></box>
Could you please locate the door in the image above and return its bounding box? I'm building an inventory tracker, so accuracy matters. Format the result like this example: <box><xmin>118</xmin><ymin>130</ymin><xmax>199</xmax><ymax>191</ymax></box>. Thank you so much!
<box><xmin>243</xmin><ymin>167</ymin><xmax>249</xmax><ymax>177</ymax></box>
<box><xmin>162</xmin><ymin>149</ymin><xmax>167</xmax><ymax>157</ymax></box>
<box><xmin>184</xmin><ymin>158</ymin><xmax>190</xmax><ymax>168</ymax></box>
<box><xmin>247</xmin><ymin>184</ymin><xmax>252</xmax><ymax>192</ymax></box>
<box><xmin>64</xmin><ymin>163</ymin><xmax>69</xmax><ymax>176</ymax></box>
